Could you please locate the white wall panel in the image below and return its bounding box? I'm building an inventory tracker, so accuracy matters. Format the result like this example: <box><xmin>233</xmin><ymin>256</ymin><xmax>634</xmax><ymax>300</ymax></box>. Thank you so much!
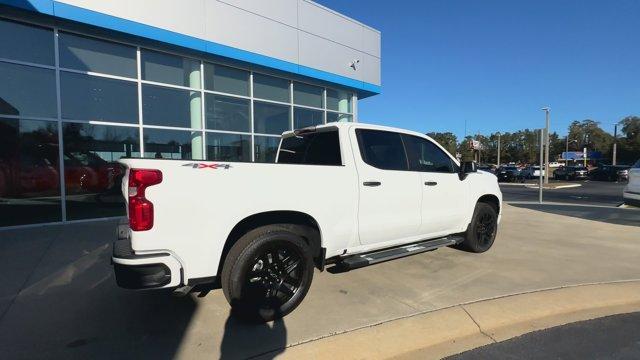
<box><xmin>298</xmin><ymin>0</ymin><xmax>362</xmax><ymax>52</ymax></box>
<box><xmin>204</xmin><ymin>0</ymin><xmax>298</xmax><ymax>64</ymax></box>
<box><xmin>57</xmin><ymin>0</ymin><xmax>207</xmax><ymax>39</ymax></box>
<box><xmin>218</xmin><ymin>0</ymin><xmax>298</xmax><ymax>27</ymax></box>
<box><xmin>298</xmin><ymin>31</ymin><xmax>362</xmax><ymax>81</ymax></box>
<box><xmin>360</xmin><ymin>53</ymin><xmax>381</xmax><ymax>86</ymax></box>
<box><xmin>362</xmin><ymin>27</ymin><xmax>381</xmax><ymax>58</ymax></box>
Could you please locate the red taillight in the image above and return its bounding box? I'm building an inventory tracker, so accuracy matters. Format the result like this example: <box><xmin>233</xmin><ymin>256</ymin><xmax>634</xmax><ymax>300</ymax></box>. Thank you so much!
<box><xmin>128</xmin><ymin>169</ymin><xmax>162</xmax><ymax>231</ymax></box>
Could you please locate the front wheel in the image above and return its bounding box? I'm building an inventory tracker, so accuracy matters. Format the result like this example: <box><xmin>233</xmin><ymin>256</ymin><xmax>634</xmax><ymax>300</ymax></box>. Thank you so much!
<box><xmin>456</xmin><ymin>202</ymin><xmax>498</xmax><ymax>253</ymax></box>
<box><xmin>221</xmin><ymin>225</ymin><xmax>314</xmax><ymax>322</ymax></box>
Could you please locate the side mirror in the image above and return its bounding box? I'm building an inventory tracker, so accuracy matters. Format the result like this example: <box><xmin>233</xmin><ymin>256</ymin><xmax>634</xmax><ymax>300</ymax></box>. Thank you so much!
<box><xmin>459</xmin><ymin>161</ymin><xmax>477</xmax><ymax>180</ymax></box>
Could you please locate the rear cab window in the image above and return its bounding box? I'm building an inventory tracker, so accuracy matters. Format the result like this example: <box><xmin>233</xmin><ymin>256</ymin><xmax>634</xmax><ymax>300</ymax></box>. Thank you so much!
<box><xmin>277</xmin><ymin>128</ymin><xmax>342</xmax><ymax>166</ymax></box>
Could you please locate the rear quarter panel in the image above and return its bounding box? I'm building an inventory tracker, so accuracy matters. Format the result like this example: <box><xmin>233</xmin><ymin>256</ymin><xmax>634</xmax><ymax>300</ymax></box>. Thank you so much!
<box><xmin>119</xmin><ymin>156</ymin><xmax>359</xmax><ymax>280</ymax></box>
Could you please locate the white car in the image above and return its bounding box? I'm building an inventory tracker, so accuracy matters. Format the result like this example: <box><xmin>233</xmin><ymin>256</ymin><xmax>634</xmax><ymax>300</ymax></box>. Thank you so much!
<box><xmin>112</xmin><ymin>122</ymin><xmax>502</xmax><ymax>321</ymax></box>
<box><xmin>623</xmin><ymin>159</ymin><xmax>640</xmax><ymax>207</ymax></box>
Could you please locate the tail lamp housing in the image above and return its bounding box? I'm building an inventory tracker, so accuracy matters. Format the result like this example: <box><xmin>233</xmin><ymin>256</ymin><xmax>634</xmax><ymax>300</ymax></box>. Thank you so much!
<box><xmin>128</xmin><ymin>169</ymin><xmax>162</xmax><ymax>231</ymax></box>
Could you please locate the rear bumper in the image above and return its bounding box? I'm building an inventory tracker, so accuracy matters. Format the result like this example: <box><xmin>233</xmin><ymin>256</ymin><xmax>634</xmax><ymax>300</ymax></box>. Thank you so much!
<box><xmin>112</xmin><ymin>239</ymin><xmax>183</xmax><ymax>289</ymax></box>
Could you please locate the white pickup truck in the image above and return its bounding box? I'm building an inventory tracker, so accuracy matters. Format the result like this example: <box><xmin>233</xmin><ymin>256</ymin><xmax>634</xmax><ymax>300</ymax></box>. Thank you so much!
<box><xmin>112</xmin><ymin>122</ymin><xmax>502</xmax><ymax>321</ymax></box>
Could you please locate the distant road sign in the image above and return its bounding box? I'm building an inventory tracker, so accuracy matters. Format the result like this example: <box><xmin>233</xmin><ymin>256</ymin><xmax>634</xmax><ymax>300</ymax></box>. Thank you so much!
<box><xmin>561</xmin><ymin>151</ymin><xmax>602</xmax><ymax>160</ymax></box>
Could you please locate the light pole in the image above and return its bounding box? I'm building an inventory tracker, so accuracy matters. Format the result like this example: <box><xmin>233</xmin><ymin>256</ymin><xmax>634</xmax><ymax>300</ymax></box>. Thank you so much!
<box><xmin>613</xmin><ymin>124</ymin><xmax>618</xmax><ymax>165</ymax></box>
<box><xmin>565</xmin><ymin>137</ymin><xmax>577</xmax><ymax>166</ymax></box>
<box><xmin>541</xmin><ymin>107</ymin><xmax>550</xmax><ymax>184</ymax></box>
<box><xmin>496</xmin><ymin>132</ymin><xmax>501</xmax><ymax>166</ymax></box>
<box><xmin>539</xmin><ymin>128</ymin><xmax>544</xmax><ymax>203</ymax></box>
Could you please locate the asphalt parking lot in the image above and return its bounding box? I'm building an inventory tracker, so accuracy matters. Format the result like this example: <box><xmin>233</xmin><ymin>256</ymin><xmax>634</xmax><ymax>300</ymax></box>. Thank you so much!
<box><xmin>450</xmin><ymin>312</ymin><xmax>640</xmax><ymax>360</ymax></box>
<box><xmin>500</xmin><ymin>179</ymin><xmax>627</xmax><ymax>206</ymax></box>
<box><xmin>1</xmin><ymin>200</ymin><xmax>639</xmax><ymax>359</ymax></box>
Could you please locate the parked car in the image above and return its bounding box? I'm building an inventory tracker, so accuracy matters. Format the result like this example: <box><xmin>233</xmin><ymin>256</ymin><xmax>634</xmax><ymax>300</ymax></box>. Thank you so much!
<box><xmin>112</xmin><ymin>122</ymin><xmax>502</xmax><ymax>322</ymax></box>
<box><xmin>477</xmin><ymin>164</ymin><xmax>495</xmax><ymax>174</ymax></box>
<box><xmin>521</xmin><ymin>166</ymin><xmax>545</xmax><ymax>179</ymax></box>
<box><xmin>496</xmin><ymin>166</ymin><xmax>524</xmax><ymax>183</ymax></box>
<box><xmin>553</xmin><ymin>166</ymin><xmax>588</xmax><ymax>181</ymax></box>
<box><xmin>589</xmin><ymin>165</ymin><xmax>630</xmax><ymax>182</ymax></box>
<box><xmin>623</xmin><ymin>159</ymin><xmax>640</xmax><ymax>207</ymax></box>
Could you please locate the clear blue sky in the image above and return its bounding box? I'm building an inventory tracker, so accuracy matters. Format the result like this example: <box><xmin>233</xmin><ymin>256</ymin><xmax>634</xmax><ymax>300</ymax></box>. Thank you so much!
<box><xmin>317</xmin><ymin>0</ymin><xmax>639</xmax><ymax>139</ymax></box>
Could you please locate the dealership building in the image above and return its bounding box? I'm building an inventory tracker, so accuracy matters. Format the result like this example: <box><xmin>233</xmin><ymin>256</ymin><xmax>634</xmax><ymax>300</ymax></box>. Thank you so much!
<box><xmin>0</xmin><ymin>0</ymin><xmax>381</xmax><ymax>228</ymax></box>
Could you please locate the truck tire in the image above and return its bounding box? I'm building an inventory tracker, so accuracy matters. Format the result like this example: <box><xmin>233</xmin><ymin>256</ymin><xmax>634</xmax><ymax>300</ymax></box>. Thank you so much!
<box><xmin>457</xmin><ymin>202</ymin><xmax>498</xmax><ymax>253</ymax></box>
<box><xmin>221</xmin><ymin>225</ymin><xmax>314</xmax><ymax>322</ymax></box>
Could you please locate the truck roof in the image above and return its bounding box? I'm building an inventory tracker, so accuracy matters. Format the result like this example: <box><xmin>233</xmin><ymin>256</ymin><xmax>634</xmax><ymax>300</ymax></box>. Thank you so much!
<box><xmin>283</xmin><ymin>122</ymin><xmax>437</xmax><ymax>142</ymax></box>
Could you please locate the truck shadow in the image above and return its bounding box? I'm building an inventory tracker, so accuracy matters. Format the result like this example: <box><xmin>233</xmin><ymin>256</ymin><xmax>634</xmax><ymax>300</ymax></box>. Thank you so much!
<box><xmin>220</xmin><ymin>314</ymin><xmax>287</xmax><ymax>359</ymax></box>
<box><xmin>509</xmin><ymin>203</ymin><xmax>640</xmax><ymax>227</ymax></box>
<box><xmin>0</xmin><ymin>219</ymin><xmax>291</xmax><ymax>359</ymax></box>
<box><xmin>0</xmin><ymin>224</ymin><xmax>197</xmax><ymax>359</ymax></box>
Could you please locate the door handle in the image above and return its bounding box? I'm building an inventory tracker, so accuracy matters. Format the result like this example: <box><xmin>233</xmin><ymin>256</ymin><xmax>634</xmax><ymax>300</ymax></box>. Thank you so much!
<box><xmin>363</xmin><ymin>181</ymin><xmax>382</xmax><ymax>187</ymax></box>
<box><xmin>424</xmin><ymin>181</ymin><xmax>438</xmax><ymax>186</ymax></box>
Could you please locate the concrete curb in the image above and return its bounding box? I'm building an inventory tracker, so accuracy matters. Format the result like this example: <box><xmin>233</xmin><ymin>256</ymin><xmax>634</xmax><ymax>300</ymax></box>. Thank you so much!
<box><xmin>270</xmin><ymin>281</ymin><xmax>640</xmax><ymax>360</ymax></box>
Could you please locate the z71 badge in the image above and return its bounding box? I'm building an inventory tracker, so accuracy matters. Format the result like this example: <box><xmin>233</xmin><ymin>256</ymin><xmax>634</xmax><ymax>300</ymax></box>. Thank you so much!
<box><xmin>182</xmin><ymin>163</ymin><xmax>232</xmax><ymax>169</ymax></box>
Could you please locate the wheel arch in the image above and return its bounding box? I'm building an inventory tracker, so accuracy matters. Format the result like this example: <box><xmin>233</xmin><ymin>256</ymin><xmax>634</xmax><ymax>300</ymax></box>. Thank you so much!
<box><xmin>477</xmin><ymin>194</ymin><xmax>501</xmax><ymax>215</ymax></box>
<box><xmin>219</xmin><ymin>211</ymin><xmax>324</xmax><ymax>275</ymax></box>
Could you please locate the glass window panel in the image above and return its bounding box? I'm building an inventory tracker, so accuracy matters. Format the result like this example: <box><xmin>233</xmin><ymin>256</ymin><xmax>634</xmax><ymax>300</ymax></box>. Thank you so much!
<box><xmin>206</xmin><ymin>132</ymin><xmax>251</xmax><ymax>162</ymax></box>
<box><xmin>143</xmin><ymin>128</ymin><xmax>203</xmax><ymax>160</ymax></box>
<box><xmin>294</xmin><ymin>107</ymin><xmax>323</xmax><ymax>129</ymax></box>
<box><xmin>356</xmin><ymin>129</ymin><xmax>409</xmax><ymax>171</ymax></box>
<box><xmin>0</xmin><ymin>62</ymin><xmax>57</xmax><ymax>118</ymax></box>
<box><xmin>0</xmin><ymin>118</ymin><xmax>61</xmax><ymax>226</ymax></box>
<box><xmin>253</xmin><ymin>73</ymin><xmax>289</xmax><ymax>102</ymax></box>
<box><xmin>141</xmin><ymin>49</ymin><xmax>201</xmax><ymax>88</ymax></box>
<box><xmin>58</xmin><ymin>32</ymin><xmax>136</xmax><ymax>78</ymax></box>
<box><xmin>0</xmin><ymin>19</ymin><xmax>54</xmax><ymax>65</ymax></box>
<box><xmin>142</xmin><ymin>84</ymin><xmax>201</xmax><ymax>128</ymax></box>
<box><xmin>293</xmin><ymin>82</ymin><xmax>323</xmax><ymax>108</ymax></box>
<box><xmin>205</xmin><ymin>94</ymin><xmax>250</xmax><ymax>132</ymax></box>
<box><xmin>327</xmin><ymin>112</ymin><xmax>353</xmax><ymax>123</ymax></box>
<box><xmin>254</xmin><ymin>136</ymin><xmax>280</xmax><ymax>163</ymax></box>
<box><xmin>326</xmin><ymin>89</ymin><xmax>352</xmax><ymax>113</ymax></box>
<box><xmin>62</xmin><ymin>123</ymin><xmax>139</xmax><ymax>220</ymax></box>
<box><xmin>61</xmin><ymin>72</ymin><xmax>138</xmax><ymax>123</ymax></box>
<box><xmin>204</xmin><ymin>63</ymin><xmax>249</xmax><ymax>96</ymax></box>
<box><xmin>253</xmin><ymin>101</ymin><xmax>290</xmax><ymax>135</ymax></box>
<box><xmin>278</xmin><ymin>130</ymin><xmax>342</xmax><ymax>166</ymax></box>
<box><xmin>402</xmin><ymin>135</ymin><xmax>455</xmax><ymax>173</ymax></box>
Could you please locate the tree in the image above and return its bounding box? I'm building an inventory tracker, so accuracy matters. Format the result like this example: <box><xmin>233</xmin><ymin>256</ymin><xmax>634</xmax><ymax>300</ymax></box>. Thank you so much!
<box><xmin>617</xmin><ymin>116</ymin><xmax>640</xmax><ymax>164</ymax></box>
<box><xmin>426</xmin><ymin>132</ymin><xmax>458</xmax><ymax>155</ymax></box>
<box><xmin>567</xmin><ymin>119</ymin><xmax>614</xmax><ymax>162</ymax></box>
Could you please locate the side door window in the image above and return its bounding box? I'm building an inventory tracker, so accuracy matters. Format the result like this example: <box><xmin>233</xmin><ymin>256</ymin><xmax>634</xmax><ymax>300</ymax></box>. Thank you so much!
<box><xmin>401</xmin><ymin>135</ymin><xmax>455</xmax><ymax>173</ymax></box>
<box><xmin>356</xmin><ymin>129</ymin><xmax>408</xmax><ymax>171</ymax></box>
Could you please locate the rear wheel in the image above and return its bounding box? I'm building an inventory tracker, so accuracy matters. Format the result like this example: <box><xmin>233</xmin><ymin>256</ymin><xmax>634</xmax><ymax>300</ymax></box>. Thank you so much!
<box><xmin>221</xmin><ymin>225</ymin><xmax>314</xmax><ymax>322</ymax></box>
<box><xmin>457</xmin><ymin>202</ymin><xmax>498</xmax><ymax>253</ymax></box>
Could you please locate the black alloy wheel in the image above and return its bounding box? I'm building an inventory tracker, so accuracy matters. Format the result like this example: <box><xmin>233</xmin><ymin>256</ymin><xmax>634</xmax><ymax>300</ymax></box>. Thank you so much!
<box><xmin>474</xmin><ymin>212</ymin><xmax>496</xmax><ymax>247</ymax></box>
<box><xmin>455</xmin><ymin>202</ymin><xmax>498</xmax><ymax>253</ymax></box>
<box><xmin>221</xmin><ymin>225</ymin><xmax>315</xmax><ymax>322</ymax></box>
<box><xmin>244</xmin><ymin>243</ymin><xmax>304</xmax><ymax>309</ymax></box>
